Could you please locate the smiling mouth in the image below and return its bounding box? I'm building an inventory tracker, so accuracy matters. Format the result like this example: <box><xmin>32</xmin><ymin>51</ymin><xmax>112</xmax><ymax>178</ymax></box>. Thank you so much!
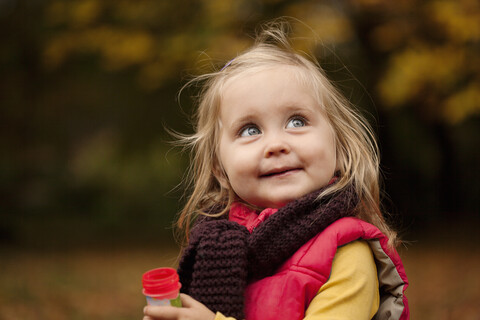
<box><xmin>260</xmin><ymin>168</ymin><xmax>300</xmax><ymax>178</ymax></box>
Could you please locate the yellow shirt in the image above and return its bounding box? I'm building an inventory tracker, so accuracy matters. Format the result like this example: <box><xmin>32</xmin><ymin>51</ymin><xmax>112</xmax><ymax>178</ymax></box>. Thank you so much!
<box><xmin>215</xmin><ymin>240</ymin><xmax>379</xmax><ymax>320</ymax></box>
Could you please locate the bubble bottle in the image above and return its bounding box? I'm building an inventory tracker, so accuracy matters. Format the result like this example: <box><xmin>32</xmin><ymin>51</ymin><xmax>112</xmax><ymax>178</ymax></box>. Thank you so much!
<box><xmin>142</xmin><ymin>268</ymin><xmax>182</xmax><ymax>307</ymax></box>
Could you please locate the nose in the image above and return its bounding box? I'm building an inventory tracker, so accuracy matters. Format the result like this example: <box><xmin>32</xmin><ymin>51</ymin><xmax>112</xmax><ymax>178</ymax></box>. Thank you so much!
<box><xmin>264</xmin><ymin>135</ymin><xmax>291</xmax><ymax>158</ymax></box>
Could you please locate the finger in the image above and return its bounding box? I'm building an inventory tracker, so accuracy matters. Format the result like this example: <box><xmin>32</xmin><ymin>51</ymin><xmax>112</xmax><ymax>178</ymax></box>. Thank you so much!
<box><xmin>179</xmin><ymin>293</ymin><xmax>199</xmax><ymax>308</ymax></box>
<box><xmin>144</xmin><ymin>306</ymin><xmax>182</xmax><ymax>320</ymax></box>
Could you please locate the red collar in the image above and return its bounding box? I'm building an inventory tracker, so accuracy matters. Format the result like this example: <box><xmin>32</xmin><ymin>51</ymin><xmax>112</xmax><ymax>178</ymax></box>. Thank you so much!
<box><xmin>228</xmin><ymin>203</ymin><xmax>278</xmax><ymax>233</ymax></box>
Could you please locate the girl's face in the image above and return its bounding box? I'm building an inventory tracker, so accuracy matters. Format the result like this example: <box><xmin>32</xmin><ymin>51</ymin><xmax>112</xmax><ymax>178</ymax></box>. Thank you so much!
<box><xmin>217</xmin><ymin>66</ymin><xmax>337</xmax><ymax>209</ymax></box>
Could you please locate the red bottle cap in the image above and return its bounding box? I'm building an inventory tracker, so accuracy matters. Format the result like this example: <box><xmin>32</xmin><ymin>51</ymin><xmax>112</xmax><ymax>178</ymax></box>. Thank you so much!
<box><xmin>142</xmin><ymin>268</ymin><xmax>181</xmax><ymax>296</ymax></box>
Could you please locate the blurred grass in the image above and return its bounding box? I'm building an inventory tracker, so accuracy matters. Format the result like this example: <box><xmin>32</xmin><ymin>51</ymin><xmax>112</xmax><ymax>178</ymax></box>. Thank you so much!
<box><xmin>1</xmin><ymin>240</ymin><xmax>479</xmax><ymax>320</ymax></box>
<box><xmin>400</xmin><ymin>243</ymin><xmax>480</xmax><ymax>320</ymax></box>
<box><xmin>0</xmin><ymin>246</ymin><xmax>179</xmax><ymax>320</ymax></box>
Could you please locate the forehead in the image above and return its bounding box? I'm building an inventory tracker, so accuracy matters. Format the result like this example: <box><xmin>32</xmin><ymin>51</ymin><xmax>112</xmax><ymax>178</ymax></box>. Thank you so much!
<box><xmin>222</xmin><ymin>64</ymin><xmax>313</xmax><ymax>94</ymax></box>
<box><xmin>218</xmin><ymin>65</ymin><xmax>321</xmax><ymax>120</ymax></box>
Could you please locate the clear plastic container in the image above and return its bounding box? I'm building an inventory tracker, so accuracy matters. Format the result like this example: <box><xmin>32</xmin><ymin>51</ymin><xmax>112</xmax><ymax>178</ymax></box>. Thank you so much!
<box><xmin>142</xmin><ymin>267</ymin><xmax>182</xmax><ymax>307</ymax></box>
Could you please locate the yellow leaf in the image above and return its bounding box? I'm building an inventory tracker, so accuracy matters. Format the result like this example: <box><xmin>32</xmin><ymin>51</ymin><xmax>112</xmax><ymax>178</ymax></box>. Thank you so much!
<box><xmin>284</xmin><ymin>3</ymin><xmax>353</xmax><ymax>46</ymax></box>
<box><xmin>45</xmin><ymin>1</ymin><xmax>68</xmax><ymax>26</ymax></box>
<box><xmin>71</xmin><ymin>0</ymin><xmax>102</xmax><ymax>28</ymax></box>
<box><xmin>429</xmin><ymin>0</ymin><xmax>480</xmax><ymax>43</ymax></box>
<box><xmin>378</xmin><ymin>45</ymin><xmax>465</xmax><ymax>107</ymax></box>
<box><xmin>443</xmin><ymin>82</ymin><xmax>480</xmax><ymax>124</ymax></box>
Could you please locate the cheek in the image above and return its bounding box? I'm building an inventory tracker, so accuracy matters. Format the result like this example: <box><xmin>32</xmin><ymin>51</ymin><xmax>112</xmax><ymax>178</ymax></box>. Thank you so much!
<box><xmin>323</xmin><ymin>129</ymin><xmax>337</xmax><ymax>169</ymax></box>
<box><xmin>223</xmin><ymin>156</ymin><xmax>250</xmax><ymax>179</ymax></box>
<box><xmin>335</xmin><ymin>148</ymin><xmax>341</xmax><ymax>171</ymax></box>
<box><xmin>219</xmin><ymin>136</ymin><xmax>253</xmax><ymax>175</ymax></box>
<box><xmin>330</xmin><ymin>134</ymin><xmax>340</xmax><ymax>171</ymax></box>
<box><xmin>218</xmin><ymin>143</ymin><xmax>243</xmax><ymax>180</ymax></box>
<box><xmin>308</xmin><ymin>136</ymin><xmax>337</xmax><ymax>173</ymax></box>
<box><xmin>328</xmin><ymin>145</ymin><xmax>338</xmax><ymax>173</ymax></box>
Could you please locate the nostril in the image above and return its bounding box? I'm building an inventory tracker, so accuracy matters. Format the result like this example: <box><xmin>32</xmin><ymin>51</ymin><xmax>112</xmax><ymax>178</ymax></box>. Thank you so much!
<box><xmin>265</xmin><ymin>143</ymin><xmax>290</xmax><ymax>157</ymax></box>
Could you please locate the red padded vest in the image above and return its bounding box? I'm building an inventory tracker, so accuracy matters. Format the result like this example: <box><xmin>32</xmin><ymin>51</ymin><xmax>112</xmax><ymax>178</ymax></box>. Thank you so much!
<box><xmin>231</xmin><ymin>215</ymin><xmax>409</xmax><ymax>320</ymax></box>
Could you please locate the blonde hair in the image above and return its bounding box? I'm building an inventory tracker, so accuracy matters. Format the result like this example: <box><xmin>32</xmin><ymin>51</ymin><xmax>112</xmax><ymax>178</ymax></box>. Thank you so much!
<box><xmin>176</xmin><ymin>20</ymin><xmax>397</xmax><ymax>247</ymax></box>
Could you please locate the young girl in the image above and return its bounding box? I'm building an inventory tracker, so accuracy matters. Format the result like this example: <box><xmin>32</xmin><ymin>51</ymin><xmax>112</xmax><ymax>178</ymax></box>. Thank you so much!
<box><xmin>143</xmin><ymin>21</ymin><xmax>409</xmax><ymax>320</ymax></box>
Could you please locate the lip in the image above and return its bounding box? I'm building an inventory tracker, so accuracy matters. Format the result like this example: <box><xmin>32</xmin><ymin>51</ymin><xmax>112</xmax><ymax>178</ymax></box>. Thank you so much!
<box><xmin>260</xmin><ymin>167</ymin><xmax>301</xmax><ymax>178</ymax></box>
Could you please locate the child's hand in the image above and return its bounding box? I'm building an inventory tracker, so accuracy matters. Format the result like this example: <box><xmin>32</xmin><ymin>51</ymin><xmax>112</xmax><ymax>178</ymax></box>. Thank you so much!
<box><xmin>143</xmin><ymin>294</ymin><xmax>216</xmax><ymax>320</ymax></box>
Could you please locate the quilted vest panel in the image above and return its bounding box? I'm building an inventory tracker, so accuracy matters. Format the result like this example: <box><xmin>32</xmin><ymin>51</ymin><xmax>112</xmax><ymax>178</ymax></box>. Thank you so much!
<box><xmin>244</xmin><ymin>217</ymin><xmax>409</xmax><ymax>320</ymax></box>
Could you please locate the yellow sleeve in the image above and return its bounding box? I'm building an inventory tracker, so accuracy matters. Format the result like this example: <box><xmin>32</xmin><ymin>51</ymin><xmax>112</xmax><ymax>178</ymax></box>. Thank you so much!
<box><xmin>214</xmin><ymin>312</ymin><xmax>237</xmax><ymax>320</ymax></box>
<box><xmin>304</xmin><ymin>240</ymin><xmax>380</xmax><ymax>320</ymax></box>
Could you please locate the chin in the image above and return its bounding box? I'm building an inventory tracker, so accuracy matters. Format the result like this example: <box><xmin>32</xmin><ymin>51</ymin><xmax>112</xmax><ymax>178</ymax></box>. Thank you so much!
<box><xmin>248</xmin><ymin>192</ymin><xmax>304</xmax><ymax>209</ymax></box>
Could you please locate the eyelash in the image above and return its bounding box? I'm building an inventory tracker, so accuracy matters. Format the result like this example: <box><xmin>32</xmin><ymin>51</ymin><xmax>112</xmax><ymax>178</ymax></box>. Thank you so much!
<box><xmin>287</xmin><ymin>114</ymin><xmax>308</xmax><ymax>127</ymax></box>
<box><xmin>238</xmin><ymin>123</ymin><xmax>261</xmax><ymax>137</ymax></box>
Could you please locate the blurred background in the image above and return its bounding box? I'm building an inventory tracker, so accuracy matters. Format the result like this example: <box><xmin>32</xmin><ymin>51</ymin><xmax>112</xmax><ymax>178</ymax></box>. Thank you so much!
<box><xmin>0</xmin><ymin>0</ymin><xmax>478</xmax><ymax>319</ymax></box>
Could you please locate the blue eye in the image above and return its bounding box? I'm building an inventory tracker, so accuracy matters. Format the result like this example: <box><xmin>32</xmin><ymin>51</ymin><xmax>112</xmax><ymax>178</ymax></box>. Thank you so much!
<box><xmin>286</xmin><ymin>117</ymin><xmax>306</xmax><ymax>128</ymax></box>
<box><xmin>240</xmin><ymin>126</ymin><xmax>261</xmax><ymax>137</ymax></box>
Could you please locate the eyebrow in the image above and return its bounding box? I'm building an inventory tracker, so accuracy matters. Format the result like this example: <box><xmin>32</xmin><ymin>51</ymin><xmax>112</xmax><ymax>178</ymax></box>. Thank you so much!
<box><xmin>229</xmin><ymin>115</ymin><xmax>257</xmax><ymax>131</ymax></box>
<box><xmin>280</xmin><ymin>104</ymin><xmax>317</xmax><ymax>117</ymax></box>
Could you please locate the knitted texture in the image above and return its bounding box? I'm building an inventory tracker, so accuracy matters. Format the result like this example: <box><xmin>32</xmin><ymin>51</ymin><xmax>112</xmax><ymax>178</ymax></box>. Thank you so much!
<box><xmin>247</xmin><ymin>185</ymin><xmax>357</xmax><ymax>279</ymax></box>
<box><xmin>177</xmin><ymin>184</ymin><xmax>358</xmax><ymax>319</ymax></box>
<box><xmin>178</xmin><ymin>220</ymin><xmax>249</xmax><ymax>318</ymax></box>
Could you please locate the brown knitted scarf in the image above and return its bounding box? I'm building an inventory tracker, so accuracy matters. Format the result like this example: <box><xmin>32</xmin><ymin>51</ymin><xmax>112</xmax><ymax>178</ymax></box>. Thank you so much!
<box><xmin>177</xmin><ymin>185</ymin><xmax>358</xmax><ymax>319</ymax></box>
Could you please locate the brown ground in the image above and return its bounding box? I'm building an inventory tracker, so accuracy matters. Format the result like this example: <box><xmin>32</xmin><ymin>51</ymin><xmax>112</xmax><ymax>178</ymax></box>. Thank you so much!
<box><xmin>1</xmin><ymin>241</ymin><xmax>479</xmax><ymax>320</ymax></box>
